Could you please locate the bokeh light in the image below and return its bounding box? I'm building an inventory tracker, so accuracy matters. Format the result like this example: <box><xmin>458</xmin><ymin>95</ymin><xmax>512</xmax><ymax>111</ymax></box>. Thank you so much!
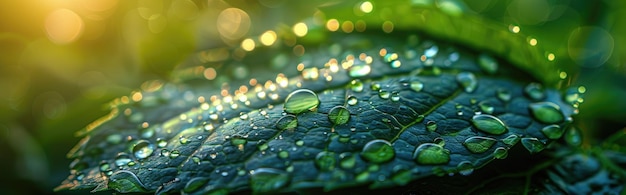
<box><xmin>293</xmin><ymin>22</ymin><xmax>308</xmax><ymax>37</ymax></box>
<box><xmin>45</xmin><ymin>9</ymin><xmax>84</xmax><ymax>44</ymax></box>
<box><xmin>217</xmin><ymin>8</ymin><xmax>251</xmax><ymax>41</ymax></box>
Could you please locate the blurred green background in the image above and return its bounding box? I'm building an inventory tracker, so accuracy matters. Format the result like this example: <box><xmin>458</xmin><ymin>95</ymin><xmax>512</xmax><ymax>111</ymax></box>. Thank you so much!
<box><xmin>0</xmin><ymin>0</ymin><xmax>624</xmax><ymax>194</ymax></box>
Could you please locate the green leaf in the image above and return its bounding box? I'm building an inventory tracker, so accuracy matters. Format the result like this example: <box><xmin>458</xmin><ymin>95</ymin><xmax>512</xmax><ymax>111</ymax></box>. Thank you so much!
<box><xmin>56</xmin><ymin>1</ymin><xmax>581</xmax><ymax>194</ymax></box>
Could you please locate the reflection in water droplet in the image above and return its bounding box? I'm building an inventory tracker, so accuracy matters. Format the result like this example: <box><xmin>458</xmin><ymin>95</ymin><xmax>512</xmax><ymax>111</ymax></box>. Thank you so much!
<box><xmin>529</xmin><ymin>102</ymin><xmax>564</xmax><ymax>124</ymax></box>
<box><xmin>328</xmin><ymin>106</ymin><xmax>350</xmax><ymax>125</ymax></box>
<box><xmin>463</xmin><ymin>136</ymin><xmax>497</xmax><ymax>153</ymax></box>
<box><xmin>478</xmin><ymin>101</ymin><xmax>494</xmax><ymax>114</ymax></box>
<box><xmin>456</xmin><ymin>72</ymin><xmax>477</xmax><ymax>93</ymax></box>
<box><xmin>424</xmin><ymin>45</ymin><xmax>438</xmax><ymax>58</ymax></box>
<box><xmin>276</xmin><ymin>115</ymin><xmax>298</xmax><ymax>130</ymax></box>
<box><xmin>521</xmin><ymin>138</ymin><xmax>545</xmax><ymax>154</ymax></box>
<box><xmin>457</xmin><ymin>161</ymin><xmax>474</xmax><ymax>176</ymax></box>
<box><xmin>284</xmin><ymin>89</ymin><xmax>319</xmax><ymax>114</ymax></box>
<box><xmin>413</xmin><ymin>143</ymin><xmax>450</xmax><ymax>165</ymax></box>
<box><xmin>156</xmin><ymin>138</ymin><xmax>167</xmax><ymax>148</ymax></box>
<box><xmin>250</xmin><ymin>168</ymin><xmax>290</xmax><ymax>193</ymax></box>
<box><xmin>410</xmin><ymin>81</ymin><xmax>424</xmax><ymax>92</ymax></box>
<box><xmin>502</xmin><ymin>134</ymin><xmax>520</xmax><ymax>146</ymax></box>
<box><xmin>350</xmin><ymin>79</ymin><xmax>364</xmax><ymax>92</ymax></box>
<box><xmin>169</xmin><ymin>150</ymin><xmax>180</xmax><ymax>158</ymax></box>
<box><xmin>471</xmin><ymin>114</ymin><xmax>507</xmax><ymax>135</ymax></box>
<box><xmin>391</xmin><ymin>92</ymin><xmax>400</xmax><ymax>102</ymax></box>
<box><xmin>378</xmin><ymin>90</ymin><xmax>390</xmax><ymax>99</ymax></box>
<box><xmin>315</xmin><ymin>151</ymin><xmax>336</xmax><ymax>171</ymax></box>
<box><xmin>541</xmin><ymin>124</ymin><xmax>564</xmax><ymax>139</ymax></box>
<box><xmin>115</xmin><ymin>153</ymin><xmax>132</xmax><ymax>166</ymax></box>
<box><xmin>131</xmin><ymin>140</ymin><xmax>154</xmax><ymax>160</ymax></box>
<box><xmin>478</xmin><ymin>53</ymin><xmax>498</xmax><ymax>74</ymax></box>
<box><xmin>360</xmin><ymin>139</ymin><xmax>395</xmax><ymax>164</ymax></box>
<box><xmin>496</xmin><ymin>88</ymin><xmax>512</xmax><ymax>102</ymax></box>
<box><xmin>347</xmin><ymin>96</ymin><xmax>358</xmax><ymax>106</ymax></box>
<box><xmin>524</xmin><ymin>83</ymin><xmax>545</xmax><ymax>100</ymax></box>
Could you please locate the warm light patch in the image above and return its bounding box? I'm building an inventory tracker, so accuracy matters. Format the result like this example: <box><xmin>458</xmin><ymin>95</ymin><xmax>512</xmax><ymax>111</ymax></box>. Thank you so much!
<box><xmin>341</xmin><ymin>21</ymin><xmax>354</xmax><ymax>33</ymax></box>
<box><xmin>382</xmin><ymin>21</ymin><xmax>394</xmax><ymax>33</ymax></box>
<box><xmin>217</xmin><ymin>8</ymin><xmax>251</xmax><ymax>41</ymax></box>
<box><xmin>529</xmin><ymin>38</ymin><xmax>537</xmax><ymax>46</ymax></box>
<box><xmin>293</xmin><ymin>22</ymin><xmax>308</xmax><ymax>37</ymax></box>
<box><xmin>326</xmin><ymin>19</ymin><xmax>340</xmax><ymax>32</ymax></box>
<box><xmin>131</xmin><ymin>92</ymin><xmax>143</xmax><ymax>102</ymax></box>
<box><xmin>260</xmin><ymin>30</ymin><xmax>277</xmax><ymax>46</ymax></box>
<box><xmin>45</xmin><ymin>9</ymin><xmax>84</xmax><ymax>44</ymax></box>
<box><xmin>360</xmin><ymin>1</ymin><xmax>373</xmax><ymax>13</ymax></box>
<box><xmin>509</xmin><ymin>25</ymin><xmax>520</xmax><ymax>33</ymax></box>
<box><xmin>547</xmin><ymin>53</ymin><xmax>555</xmax><ymax>61</ymax></box>
<box><xmin>204</xmin><ymin>68</ymin><xmax>217</xmax><ymax>80</ymax></box>
<box><xmin>241</xmin><ymin>38</ymin><xmax>255</xmax><ymax>51</ymax></box>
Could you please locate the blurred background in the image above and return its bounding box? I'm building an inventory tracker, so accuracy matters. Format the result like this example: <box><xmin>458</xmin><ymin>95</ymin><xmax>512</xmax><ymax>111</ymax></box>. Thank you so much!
<box><xmin>0</xmin><ymin>0</ymin><xmax>624</xmax><ymax>194</ymax></box>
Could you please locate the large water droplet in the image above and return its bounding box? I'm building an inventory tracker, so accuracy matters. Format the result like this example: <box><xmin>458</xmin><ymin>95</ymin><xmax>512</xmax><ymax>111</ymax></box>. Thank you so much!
<box><xmin>478</xmin><ymin>100</ymin><xmax>494</xmax><ymax>114</ymax></box>
<box><xmin>183</xmin><ymin>177</ymin><xmax>209</xmax><ymax>193</ymax></box>
<box><xmin>471</xmin><ymin>114</ymin><xmax>507</xmax><ymax>135</ymax></box>
<box><xmin>410</xmin><ymin>81</ymin><xmax>424</xmax><ymax>92</ymax></box>
<box><xmin>565</xmin><ymin>126</ymin><xmax>582</xmax><ymax>147</ymax></box>
<box><xmin>521</xmin><ymin>138</ymin><xmax>545</xmax><ymax>154</ymax></box>
<box><xmin>502</xmin><ymin>134</ymin><xmax>520</xmax><ymax>146</ymax></box>
<box><xmin>350</xmin><ymin>79</ymin><xmax>364</xmax><ymax>92</ymax></box>
<box><xmin>349</xmin><ymin>64</ymin><xmax>371</xmax><ymax>78</ymax></box>
<box><xmin>156</xmin><ymin>138</ymin><xmax>167</xmax><ymax>148</ymax></box>
<box><xmin>529</xmin><ymin>102</ymin><xmax>564</xmax><ymax>124</ymax></box>
<box><xmin>391</xmin><ymin>92</ymin><xmax>400</xmax><ymax>102</ymax></box>
<box><xmin>378</xmin><ymin>90</ymin><xmax>390</xmax><ymax>99</ymax></box>
<box><xmin>493</xmin><ymin>147</ymin><xmax>508</xmax><ymax>159</ymax></box>
<box><xmin>107</xmin><ymin>170</ymin><xmax>147</xmax><ymax>193</ymax></box>
<box><xmin>456</xmin><ymin>72</ymin><xmax>477</xmax><ymax>93</ymax></box>
<box><xmin>250</xmin><ymin>168</ymin><xmax>290</xmax><ymax>193</ymax></box>
<box><xmin>276</xmin><ymin>115</ymin><xmax>298</xmax><ymax>130</ymax></box>
<box><xmin>284</xmin><ymin>89</ymin><xmax>319</xmax><ymax>114</ymax></box>
<box><xmin>315</xmin><ymin>151</ymin><xmax>336</xmax><ymax>171</ymax></box>
<box><xmin>328</xmin><ymin>106</ymin><xmax>350</xmax><ymax>125</ymax></box>
<box><xmin>463</xmin><ymin>136</ymin><xmax>497</xmax><ymax>153</ymax></box>
<box><xmin>360</xmin><ymin>139</ymin><xmax>395</xmax><ymax>164</ymax></box>
<box><xmin>99</xmin><ymin>162</ymin><xmax>112</xmax><ymax>176</ymax></box>
<box><xmin>457</xmin><ymin>161</ymin><xmax>474</xmax><ymax>176</ymax></box>
<box><xmin>131</xmin><ymin>140</ymin><xmax>154</xmax><ymax>160</ymax></box>
<box><xmin>339</xmin><ymin>153</ymin><xmax>356</xmax><ymax>169</ymax></box>
<box><xmin>524</xmin><ymin>83</ymin><xmax>545</xmax><ymax>100</ymax></box>
<box><xmin>347</xmin><ymin>96</ymin><xmax>358</xmax><ymax>106</ymax></box>
<box><xmin>478</xmin><ymin>53</ymin><xmax>498</xmax><ymax>74</ymax></box>
<box><xmin>115</xmin><ymin>153</ymin><xmax>132</xmax><ymax>166</ymax></box>
<box><xmin>496</xmin><ymin>88</ymin><xmax>512</xmax><ymax>102</ymax></box>
<box><xmin>426</xmin><ymin>121</ymin><xmax>437</xmax><ymax>132</ymax></box>
<box><xmin>413</xmin><ymin>143</ymin><xmax>450</xmax><ymax>165</ymax></box>
<box><xmin>541</xmin><ymin>124</ymin><xmax>564</xmax><ymax>139</ymax></box>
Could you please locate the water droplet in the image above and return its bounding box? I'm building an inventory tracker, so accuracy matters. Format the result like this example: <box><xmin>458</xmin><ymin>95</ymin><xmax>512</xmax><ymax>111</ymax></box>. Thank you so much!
<box><xmin>413</xmin><ymin>143</ymin><xmax>450</xmax><ymax>165</ymax></box>
<box><xmin>383</xmin><ymin>53</ymin><xmax>398</xmax><ymax>62</ymax></box>
<box><xmin>390</xmin><ymin>60</ymin><xmax>401</xmax><ymax>68</ymax></box>
<box><xmin>131</xmin><ymin>140</ymin><xmax>154</xmax><ymax>160</ymax></box>
<box><xmin>564</xmin><ymin>87</ymin><xmax>580</xmax><ymax>104</ymax></box>
<box><xmin>179</xmin><ymin>136</ymin><xmax>189</xmax><ymax>144</ymax></box>
<box><xmin>204</xmin><ymin>123</ymin><xmax>214</xmax><ymax>131</ymax></box>
<box><xmin>339</xmin><ymin>153</ymin><xmax>356</xmax><ymax>169</ymax></box>
<box><xmin>160</xmin><ymin>149</ymin><xmax>170</xmax><ymax>157</ymax></box>
<box><xmin>139</xmin><ymin>127</ymin><xmax>155</xmax><ymax>139</ymax></box>
<box><xmin>347</xmin><ymin>96</ymin><xmax>358</xmax><ymax>106</ymax></box>
<box><xmin>356</xmin><ymin>172</ymin><xmax>370</xmax><ymax>182</ymax></box>
<box><xmin>456</xmin><ymin>161</ymin><xmax>474</xmax><ymax>176</ymax></box>
<box><xmin>478</xmin><ymin>101</ymin><xmax>494</xmax><ymax>114</ymax></box>
<box><xmin>350</xmin><ymin>79</ymin><xmax>364</xmax><ymax>92</ymax></box>
<box><xmin>424</xmin><ymin>45</ymin><xmax>438</xmax><ymax>58</ymax></box>
<box><xmin>471</xmin><ymin>114</ymin><xmax>507</xmax><ymax>135</ymax></box>
<box><xmin>169</xmin><ymin>150</ymin><xmax>180</xmax><ymax>158</ymax></box>
<box><xmin>456</xmin><ymin>72</ymin><xmax>477</xmax><ymax>93</ymax></box>
<box><xmin>360</xmin><ymin>139</ymin><xmax>395</xmax><ymax>164</ymax></box>
<box><xmin>156</xmin><ymin>138</ymin><xmax>167</xmax><ymax>148</ymax></box>
<box><xmin>565</xmin><ymin>126</ymin><xmax>582</xmax><ymax>146</ymax></box>
<box><xmin>115</xmin><ymin>153</ymin><xmax>132</xmax><ymax>166</ymax></box>
<box><xmin>391</xmin><ymin>92</ymin><xmax>400</xmax><ymax>102</ymax></box>
<box><xmin>315</xmin><ymin>151</ymin><xmax>336</xmax><ymax>171</ymax></box>
<box><xmin>524</xmin><ymin>83</ymin><xmax>545</xmax><ymax>100</ymax></box>
<box><xmin>493</xmin><ymin>147</ymin><xmax>508</xmax><ymax>159</ymax></box>
<box><xmin>426</xmin><ymin>121</ymin><xmax>437</xmax><ymax>132</ymax></box>
<box><xmin>276</xmin><ymin>115</ymin><xmax>298</xmax><ymax>130</ymax></box>
<box><xmin>295</xmin><ymin>140</ymin><xmax>304</xmax><ymax>146</ymax></box>
<box><xmin>501</xmin><ymin>134</ymin><xmax>520</xmax><ymax>146</ymax></box>
<box><xmin>371</xmin><ymin>82</ymin><xmax>381</xmax><ymax>91</ymax></box>
<box><xmin>328</xmin><ymin>106</ymin><xmax>350</xmax><ymax>125</ymax></box>
<box><xmin>541</xmin><ymin>124</ymin><xmax>564</xmax><ymax>139</ymax></box>
<box><xmin>278</xmin><ymin>151</ymin><xmax>289</xmax><ymax>159</ymax></box>
<box><xmin>378</xmin><ymin>90</ymin><xmax>390</xmax><ymax>99</ymax></box>
<box><xmin>521</xmin><ymin>138</ymin><xmax>545</xmax><ymax>154</ymax></box>
<box><xmin>250</xmin><ymin>168</ymin><xmax>290</xmax><ymax>193</ymax></box>
<box><xmin>349</xmin><ymin>64</ymin><xmax>371</xmax><ymax>78</ymax></box>
<box><xmin>410</xmin><ymin>81</ymin><xmax>424</xmax><ymax>92</ymax></box>
<box><xmin>239</xmin><ymin>113</ymin><xmax>249</xmax><ymax>120</ymax></box>
<box><xmin>284</xmin><ymin>89</ymin><xmax>319</xmax><ymax>114</ymax></box>
<box><xmin>477</xmin><ymin>53</ymin><xmax>498</xmax><ymax>74</ymax></box>
<box><xmin>528</xmin><ymin>102</ymin><xmax>564</xmax><ymax>124</ymax></box>
<box><xmin>107</xmin><ymin>170</ymin><xmax>147</xmax><ymax>193</ymax></box>
<box><xmin>257</xmin><ymin>140</ymin><xmax>269</xmax><ymax>151</ymax></box>
<box><xmin>99</xmin><ymin>162</ymin><xmax>112</xmax><ymax>175</ymax></box>
<box><xmin>463</xmin><ymin>136</ymin><xmax>497</xmax><ymax>153</ymax></box>
<box><xmin>183</xmin><ymin>177</ymin><xmax>209</xmax><ymax>193</ymax></box>
<box><xmin>191</xmin><ymin>156</ymin><xmax>201</xmax><ymax>164</ymax></box>
<box><xmin>415</xmin><ymin>115</ymin><xmax>425</xmax><ymax>123</ymax></box>
<box><xmin>496</xmin><ymin>88</ymin><xmax>512</xmax><ymax>102</ymax></box>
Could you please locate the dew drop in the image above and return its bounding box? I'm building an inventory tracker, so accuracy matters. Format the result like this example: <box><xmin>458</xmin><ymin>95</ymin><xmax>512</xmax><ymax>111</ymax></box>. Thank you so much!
<box><xmin>278</xmin><ymin>151</ymin><xmax>289</xmax><ymax>159</ymax></box>
<box><xmin>521</xmin><ymin>138</ymin><xmax>545</xmax><ymax>154</ymax></box>
<box><xmin>370</xmin><ymin>82</ymin><xmax>381</xmax><ymax>91</ymax></box>
<box><xmin>501</xmin><ymin>134</ymin><xmax>520</xmax><ymax>146</ymax></box>
<box><xmin>424</xmin><ymin>45</ymin><xmax>438</xmax><ymax>58</ymax></box>
<box><xmin>276</xmin><ymin>115</ymin><xmax>298</xmax><ymax>130</ymax></box>
<box><xmin>524</xmin><ymin>83</ymin><xmax>545</xmax><ymax>100</ymax></box>
<box><xmin>250</xmin><ymin>168</ymin><xmax>290</xmax><ymax>193</ymax></box>
<box><xmin>179</xmin><ymin>136</ymin><xmax>189</xmax><ymax>145</ymax></box>
<box><xmin>131</xmin><ymin>140</ymin><xmax>154</xmax><ymax>160</ymax></box>
<box><xmin>463</xmin><ymin>136</ymin><xmax>497</xmax><ymax>153</ymax></box>
<box><xmin>115</xmin><ymin>153</ymin><xmax>132</xmax><ymax>166</ymax></box>
<box><xmin>390</xmin><ymin>92</ymin><xmax>400</xmax><ymax>102</ymax></box>
<box><xmin>349</xmin><ymin>64</ymin><xmax>371</xmax><ymax>78</ymax></box>
<box><xmin>471</xmin><ymin>114</ymin><xmax>507</xmax><ymax>135</ymax></box>
<box><xmin>314</xmin><ymin>151</ymin><xmax>336</xmax><ymax>171</ymax></box>
<box><xmin>295</xmin><ymin>140</ymin><xmax>304</xmax><ymax>146</ymax></box>
<box><xmin>328</xmin><ymin>106</ymin><xmax>350</xmax><ymax>125</ymax></box>
<box><xmin>478</xmin><ymin>101</ymin><xmax>494</xmax><ymax>114</ymax></box>
<box><xmin>204</xmin><ymin>123</ymin><xmax>214</xmax><ymax>131</ymax></box>
<box><xmin>347</xmin><ymin>96</ymin><xmax>358</xmax><ymax>106</ymax></box>
<box><xmin>496</xmin><ymin>88</ymin><xmax>512</xmax><ymax>102</ymax></box>
<box><xmin>230</xmin><ymin>135</ymin><xmax>248</xmax><ymax>146</ymax></box>
<box><xmin>339</xmin><ymin>153</ymin><xmax>356</xmax><ymax>169</ymax></box>
<box><xmin>564</xmin><ymin>126</ymin><xmax>582</xmax><ymax>147</ymax></box>
<box><xmin>477</xmin><ymin>53</ymin><xmax>498</xmax><ymax>74</ymax></box>
<box><xmin>541</xmin><ymin>124</ymin><xmax>564</xmax><ymax>139</ymax></box>
<box><xmin>493</xmin><ymin>147</ymin><xmax>508</xmax><ymax>159</ymax></box>
<box><xmin>457</xmin><ymin>161</ymin><xmax>474</xmax><ymax>176</ymax></box>
<box><xmin>99</xmin><ymin>162</ymin><xmax>112</xmax><ymax>175</ymax></box>
<box><xmin>410</xmin><ymin>81</ymin><xmax>424</xmax><ymax>92</ymax></box>
<box><xmin>426</xmin><ymin>121</ymin><xmax>437</xmax><ymax>132</ymax></box>
<box><xmin>257</xmin><ymin>140</ymin><xmax>269</xmax><ymax>151</ymax></box>
<box><xmin>378</xmin><ymin>90</ymin><xmax>390</xmax><ymax>99</ymax></box>
<box><xmin>528</xmin><ymin>102</ymin><xmax>564</xmax><ymax>124</ymax></box>
<box><xmin>156</xmin><ymin>138</ymin><xmax>167</xmax><ymax>148</ymax></box>
<box><xmin>139</xmin><ymin>127</ymin><xmax>155</xmax><ymax>139</ymax></box>
<box><xmin>191</xmin><ymin>156</ymin><xmax>201</xmax><ymax>164</ymax></box>
<box><xmin>360</xmin><ymin>139</ymin><xmax>395</xmax><ymax>164</ymax></box>
<box><xmin>413</xmin><ymin>143</ymin><xmax>450</xmax><ymax>165</ymax></box>
<box><xmin>284</xmin><ymin>89</ymin><xmax>319</xmax><ymax>114</ymax></box>
<box><xmin>350</xmin><ymin>79</ymin><xmax>364</xmax><ymax>92</ymax></box>
<box><xmin>169</xmin><ymin>150</ymin><xmax>180</xmax><ymax>158</ymax></box>
<box><xmin>456</xmin><ymin>72</ymin><xmax>477</xmax><ymax>93</ymax></box>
